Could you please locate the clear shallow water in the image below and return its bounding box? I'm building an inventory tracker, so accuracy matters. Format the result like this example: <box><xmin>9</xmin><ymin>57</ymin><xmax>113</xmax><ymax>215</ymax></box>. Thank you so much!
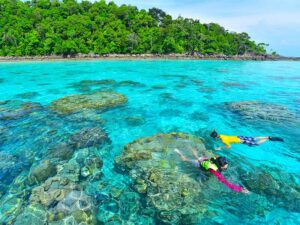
<box><xmin>0</xmin><ymin>60</ymin><xmax>299</xmax><ymax>224</ymax></box>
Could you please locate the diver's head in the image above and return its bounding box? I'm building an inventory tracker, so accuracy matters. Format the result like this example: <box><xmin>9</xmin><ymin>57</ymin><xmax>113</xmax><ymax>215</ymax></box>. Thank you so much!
<box><xmin>215</xmin><ymin>156</ymin><xmax>228</xmax><ymax>170</ymax></box>
<box><xmin>210</xmin><ymin>129</ymin><xmax>218</xmax><ymax>138</ymax></box>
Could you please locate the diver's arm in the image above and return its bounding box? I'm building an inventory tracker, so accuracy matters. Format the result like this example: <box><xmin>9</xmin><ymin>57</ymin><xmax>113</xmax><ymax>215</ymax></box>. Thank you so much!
<box><xmin>209</xmin><ymin>169</ymin><xmax>245</xmax><ymax>193</ymax></box>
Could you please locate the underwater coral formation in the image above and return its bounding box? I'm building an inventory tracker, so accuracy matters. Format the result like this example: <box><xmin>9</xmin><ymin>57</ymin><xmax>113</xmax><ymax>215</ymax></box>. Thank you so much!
<box><xmin>0</xmin><ymin>109</ymin><xmax>110</xmax><ymax>224</ymax></box>
<box><xmin>225</xmin><ymin>101</ymin><xmax>297</xmax><ymax>123</ymax></box>
<box><xmin>0</xmin><ymin>100</ymin><xmax>43</xmax><ymax>120</ymax></box>
<box><xmin>50</xmin><ymin>91</ymin><xmax>127</xmax><ymax>114</ymax></box>
<box><xmin>115</xmin><ymin>132</ymin><xmax>214</xmax><ymax>224</ymax></box>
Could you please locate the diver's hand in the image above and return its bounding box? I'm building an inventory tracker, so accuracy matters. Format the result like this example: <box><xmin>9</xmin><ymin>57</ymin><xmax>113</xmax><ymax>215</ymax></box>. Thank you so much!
<box><xmin>242</xmin><ymin>188</ymin><xmax>250</xmax><ymax>194</ymax></box>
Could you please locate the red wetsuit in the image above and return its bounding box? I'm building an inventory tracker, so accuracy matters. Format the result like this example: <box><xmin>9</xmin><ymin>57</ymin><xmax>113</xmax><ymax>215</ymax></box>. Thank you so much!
<box><xmin>196</xmin><ymin>157</ymin><xmax>244</xmax><ymax>193</ymax></box>
<box><xmin>209</xmin><ymin>169</ymin><xmax>243</xmax><ymax>192</ymax></box>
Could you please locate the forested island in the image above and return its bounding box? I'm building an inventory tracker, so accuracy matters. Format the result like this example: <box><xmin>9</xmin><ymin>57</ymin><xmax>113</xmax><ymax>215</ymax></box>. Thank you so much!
<box><xmin>0</xmin><ymin>0</ymin><xmax>270</xmax><ymax>58</ymax></box>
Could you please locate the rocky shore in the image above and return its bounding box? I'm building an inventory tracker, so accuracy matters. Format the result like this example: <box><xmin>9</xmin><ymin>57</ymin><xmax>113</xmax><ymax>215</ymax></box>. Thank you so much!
<box><xmin>0</xmin><ymin>53</ymin><xmax>299</xmax><ymax>62</ymax></box>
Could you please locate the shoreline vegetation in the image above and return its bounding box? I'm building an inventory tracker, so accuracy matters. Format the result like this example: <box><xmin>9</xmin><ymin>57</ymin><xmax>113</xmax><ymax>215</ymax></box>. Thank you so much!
<box><xmin>1</xmin><ymin>0</ymin><xmax>298</xmax><ymax>61</ymax></box>
<box><xmin>0</xmin><ymin>53</ymin><xmax>299</xmax><ymax>62</ymax></box>
<box><xmin>2</xmin><ymin>0</ymin><xmax>269</xmax><ymax>59</ymax></box>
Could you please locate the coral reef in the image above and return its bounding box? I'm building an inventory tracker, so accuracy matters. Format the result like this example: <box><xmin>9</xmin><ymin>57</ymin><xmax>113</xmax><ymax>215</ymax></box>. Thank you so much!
<box><xmin>0</xmin><ymin>152</ymin><xmax>30</xmax><ymax>185</ymax></box>
<box><xmin>47</xmin><ymin>142</ymin><xmax>75</xmax><ymax>161</ymax></box>
<box><xmin>0</xmin><ymin>100</ymin><xmax>43</xmax><ymax>120</ymax></box>
<box><xmin>68</xmin><ymin>127</ymin><xmax>110</xmax><ymax>149</ymax></box>
<box><xmin>152</xmin><ymin>85</ymin><xmax>166</xmax><ymax>90</ymax></box>
<box><xmin>55</xmin><ymin>191</ymin><xmax>92</xmax><ymax>214</ymax></box>
<box><xmin>14</xmin><ymin>204</ymin><xmax>47</xmax><ymax>225</ymax></box>
<box><xmin>118</xmin><ymin>80</ymin><xmax>145</xmax><ymax>88</ymax></box>
<box><xmin>0</xmin><ymin>128</ymin><xmax>106</xmax><ymax>225</ymax></box>
<box><xmin>125</xmin><ymin>116</ymin><xmax>145</xmax><ymax>126</ymax></box>
<box><xmin>190</xmin><ymin>112</ymin><xmax>209</xmax><ymax>121</ymax></box>
<box><xmin>221</xmin><ymin>81</ymin><xmax>248</xmax><ymax>89</ymax></box>
<box><xmin>24</xmin><ymin>146</ymin><xmax>104</xmax><ymax>224</ymax></box>
<box><xmin>115</xmin><ymin>132</ymin><xmax>212</xmax><ymax>224</ymax></box>
<box><xmin>15</xmin><ymin>92</ymin><xmax>40</xmax><ymax>99</ymax></box>
<box><xmin>29</xmin><ymin>160</ymin><xmax>57</xmax><ymax>184</ymax></box>
<box><xmin>49</xmin><ymin>91</ymin><xmax>127</xmax><ymax>114</ymax></box>
<box><xmin>242</xmin><ymin>168</ymin><xmax>300</xmax><ymax>212</ymax></box>
<box><xmin>0</xmin><ymin>194</ymin><xmax>23</xmax><ymax>224</ymax></box>
<box><xmin>68</xmin><ymin>79</ymin><xmax>145</xmax><ymax>93</ymax></box>
<box><xmin>64</xmin><ymin>109</ymin><xmax>105</xmax><ymax>125</ymax></box>
<box><xmin>30</xmin><ymin>176</ymin><xmax>78</xmax><ymax>207</ymax></box>
<box><xmin>197</xmin><ymin>87</ymin><xmax>215</xmax><ymax>93</ymax></box>
<box><xmin>225</xmin><ymin>101</ymin><xmax>297</xmax><ymax>123</ymax></box>
<box><xmin>68</xmin><ymin>79</ymin><xmax>117</xmax><ymax>93</ymax></box>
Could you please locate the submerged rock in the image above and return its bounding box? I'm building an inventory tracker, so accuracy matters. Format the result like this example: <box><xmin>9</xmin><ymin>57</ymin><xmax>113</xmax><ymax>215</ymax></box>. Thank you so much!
<box><xmin>243</xmin><ymin>169</ymin><xmax>300</xmax><ymax>212</ymax></box>
<box><xmin>71</xmin><ymin>79</ymin><xmax>116</xmax><ymax>87</ymax></box>
<box><xmin>26</xmin><ymin>146</ymin><xmax>102</xmax><ymax>224</ymax></box>
<box><xmin>30</xmin><ymin>176</ymin><xmax>78</xmax><ymax>207</ymax></box>
<box><xmin>68</xmin><ymin>79</ymin><xmax>117</xmax><ymax>93</ymax></box>
<box><xmin>79</xmin><ymin>152</ymin><xmax>103</xmax><ymax>181</ymax></box>
<box><xmin>56</xmin><ymin>159</ymin><xmax>80</xmax><ymax>183</ymax></box>
<box><xmin>0</xmin><ymin>100</ymin><xmax>43</xmax><ymax>120</ymax></box>
<box><xmin>0</xmin><ymin>100</ymin><xmax>23</xmax><ymax>108</ymax></box>
<box><xmin>152</xmin><ymin>85</ymin><xmax>166</xmax><ymax>90</ymax></box>
<box><xmin>47</xmin><ymin>142</ymin><xmax>75</xmax><ymax>161</ymax></box>
<box><xmin>0</xmin><ymin>194</ymin><xmax>23</xmax><ymax>224</ymax></box>
<box><xmin>49</xmin><ymin>91</ymin><xmax>127</xmax><ymax>114</ymax></box>
<box><xmin>9</xmin><ymin>171</ymin><xmax>30</xmax><ymax>194</ymax></box>
<box><xmin>68</xmin><ymin>127</ymin><xmax>110</xmax><ymax>149</ymax></box>
<box><xmin>84</xmin><ymin>156</ymin><xmax>103</xmax><ymax>171</ymax></box>
<box><xmin>29</xmin><ymin>160</ymin><xmax>57</xmax><ymax>184</ymax></box>
<box><xmin>190</xmin><ymin>79</ymin><xmax>204</xmax><ymax>86</ymax></box>
<box><xmin>0</xmin><ymin>152</ymin><xmax>26</xmax><ymax>185</ymax></box>
<box><xmin>190</xmin><ymin>112</ymin><xmax>209</xmax><ymax>121</ymax></box>
<box><xmin>55</xmin><ymin>191</ymin><xmax>92</xmax><ymax>214</ymax></box>
<box><xmin>76</xmin><ymin>79</ymin><xmax>116</xmax><ymax>86</ymax></box>
<box><xmin>48</xmin><ymin>213</ymin><xmax>94</xmax><ymax>225</ymax></box>
<box><xmin>160</xmin><ymin>74</ymin><xmax>188</xmax><ymax>79</ymax></box>
<box><xmin>117</xmin><ymin>80</ymin><xmax>145</xmax><ymax>88</ymax></box>
<box><xmin>174</xmin><ymin>83</ymin><xmax>188</xmax><ymax>89</ymax></box>
<box><xmin>80</xmin><ymin>167</ymin><xmax>90</xmax><ymax>177</ymax></box>
<box><xmin>197</xmin><ymin>87</ymin><xmax>215</xmax><ymax>93</ymax></box>
<box><xmin>125</xmin><ymin>116</ymin><xmax>145</xmax><ymax>126</ymax></box>
<box><xmin>0</xmin><ymin>184</ymin><xmax>6</xmax><ymax>198</ymax></box>
<box><xmin>160</xmin><ymin>93</ymin><xmax>176</xmax><ymax>101</ymax></box>
<box><xmin>115</xmin><ymin>132</ymin><xmax>211</xmax><ymax>224</ymax></box>
<box><xmin>15</xmin><ymin>92</ymin><xmax>40</xmax><ymax>99</ymax></box>
<box><xmin>0</xmin><ymin>126</ymin><xmax>9</xmax><ymax>144</ymax></box>
<box><xmin>119</xmin><ymin>191</ymin><xmax>140</xmax><ymax>219</ymax></box>
<box><xmin>46</xmin><ymin>190</ymin><xmax>95</xmax><ymax>223</ymax></box>
<box><xmin>14</xmin><ymin>204</ymin><xmax>47</xmax><ymax>225</ymax></box>
<box><xmin>221</xmin><ymin>81</ymin><xmax>248</xmax><ymax>89</ymax></box>
<box><xmin>0</xmin><ymin>152</ymin><xmax>18</xmax><ymax>171</ymax></box>
<box><xmin>64</xmin><ymin>109</ymin><xmax>105</xmax><ymax>125</ymax></box>
<box><xmin>225</xmin><ymin>101</ymin><xmax>297</xmax><ymax>123</ymax></box>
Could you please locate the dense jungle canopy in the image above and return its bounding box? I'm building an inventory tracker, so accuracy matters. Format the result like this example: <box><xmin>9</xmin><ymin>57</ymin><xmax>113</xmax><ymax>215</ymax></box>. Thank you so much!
<box><xmin>0</xmin><ymin>0</ymin><xmax>267</xmax><ymax>56</ymax></box>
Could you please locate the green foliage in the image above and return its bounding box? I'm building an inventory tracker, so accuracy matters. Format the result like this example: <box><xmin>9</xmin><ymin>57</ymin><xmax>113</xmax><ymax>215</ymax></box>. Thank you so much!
<box><xmin>0</xmin><ymin>0</ymin><xmax>267</xmax><ymax>56</ymax></box>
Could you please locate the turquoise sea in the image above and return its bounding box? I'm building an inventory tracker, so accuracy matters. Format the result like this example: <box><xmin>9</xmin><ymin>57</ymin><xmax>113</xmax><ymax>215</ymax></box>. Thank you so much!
<box><xmin>0</xmin><ymin>60</ymin><xmax>299</xmax><ymax>224</ymax></box>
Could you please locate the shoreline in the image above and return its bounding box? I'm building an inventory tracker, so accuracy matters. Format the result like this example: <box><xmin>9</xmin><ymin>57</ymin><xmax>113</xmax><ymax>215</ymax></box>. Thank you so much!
<box><xmin>0</xmin><ymin>53</ymin><xmax>299</xmax><ymax>62</ymax></box>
